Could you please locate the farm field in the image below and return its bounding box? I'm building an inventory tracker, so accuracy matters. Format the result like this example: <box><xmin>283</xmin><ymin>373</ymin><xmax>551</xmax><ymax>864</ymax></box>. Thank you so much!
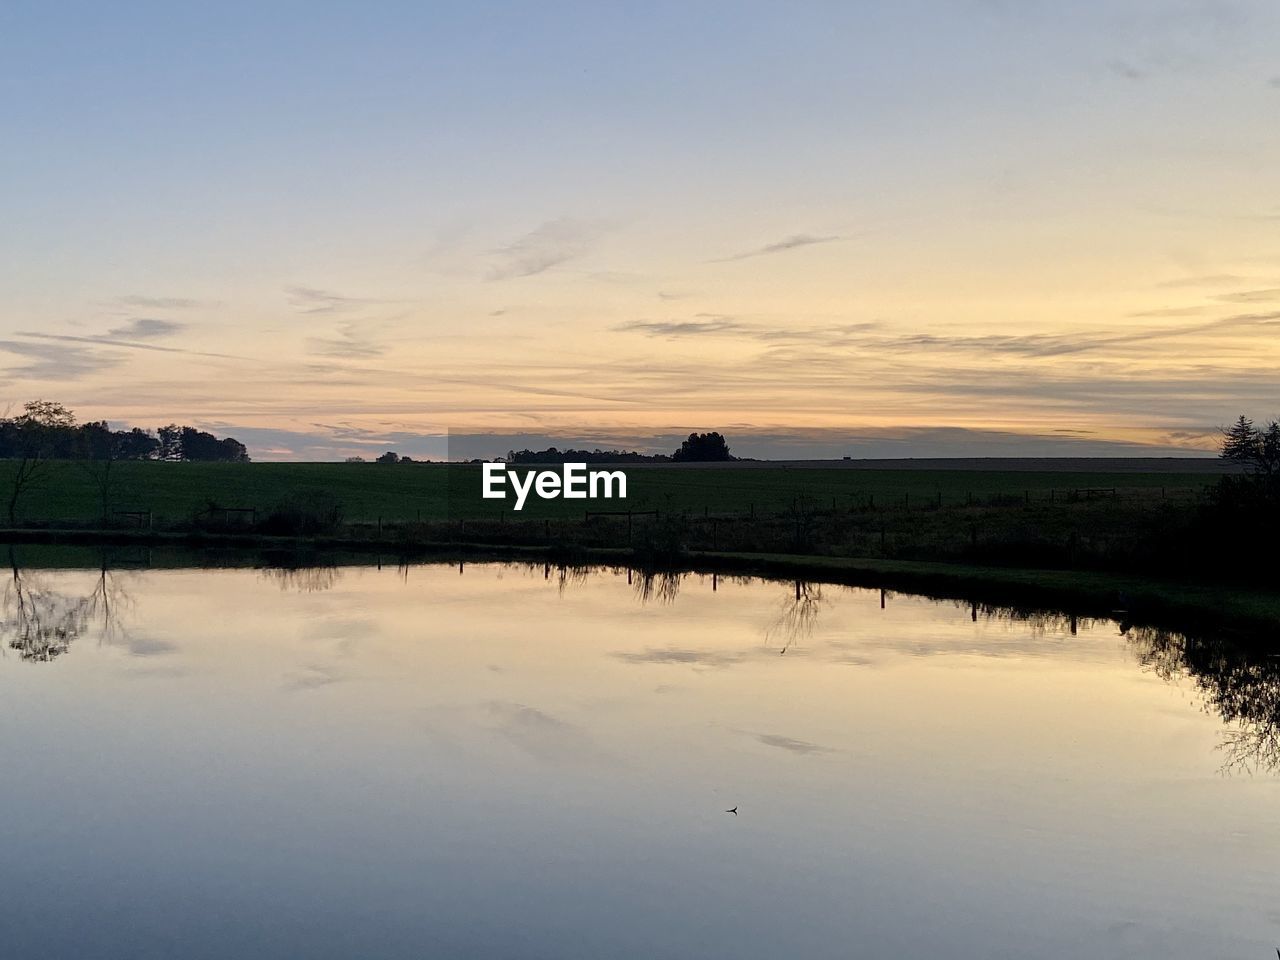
<box><xmin>0</xmin><ymin>459</ymin><xmax>1224</xmax><ymax>526</ymax></box>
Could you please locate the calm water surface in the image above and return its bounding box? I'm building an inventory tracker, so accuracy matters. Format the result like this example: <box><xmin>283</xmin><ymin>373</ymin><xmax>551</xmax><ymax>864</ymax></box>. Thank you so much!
<box><xmin>1</xmin><ymin>559</ymin><xmax>1278</xmax><ymax>958</ymax></box>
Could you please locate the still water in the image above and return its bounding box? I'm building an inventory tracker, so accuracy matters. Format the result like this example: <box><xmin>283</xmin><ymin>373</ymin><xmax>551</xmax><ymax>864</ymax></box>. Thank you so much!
<box><xmin>1</xmin><ymin>556</ymin><xmax>1277</xmax><ymax>958</ymax></box>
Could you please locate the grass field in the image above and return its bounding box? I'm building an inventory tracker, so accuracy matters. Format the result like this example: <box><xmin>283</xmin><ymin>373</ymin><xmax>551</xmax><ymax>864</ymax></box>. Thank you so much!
<box><xmin>0</xmin><ymin>460</ymin><xmax>1222</xmax><ymax>525</ymax></box>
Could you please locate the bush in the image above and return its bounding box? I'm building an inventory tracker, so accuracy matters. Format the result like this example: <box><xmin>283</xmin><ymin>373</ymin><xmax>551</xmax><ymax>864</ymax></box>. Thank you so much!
<box><xmin>257</xmin><ymin>492</ymin><xmax>344</xmax><ymax>536</ymax></box>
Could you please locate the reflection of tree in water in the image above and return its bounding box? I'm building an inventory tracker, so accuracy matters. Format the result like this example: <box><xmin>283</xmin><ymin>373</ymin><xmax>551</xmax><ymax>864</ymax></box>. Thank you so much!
<box><xmin>768</xmin><ymin>581</ymin><xmax>824</xmax><ymax>654</ymax></box>
<box><xmin>258</xmin><ymin>564</ymin><xmax>343</xmax><ymax>593</ymax></box>
<box><xmin>1</xmin><ymin>550</ymin><xmax>129</xmax><ymax>662</ymax></box>
<box><xmin>1129</xmin><ymin>626</ymin><xmax>1280</xmax><ymax>775</ymax></box>
<box><xmin>631</xmin><ymin>568</ymin><xmax>683</xmax><ymax>604</ymax></box>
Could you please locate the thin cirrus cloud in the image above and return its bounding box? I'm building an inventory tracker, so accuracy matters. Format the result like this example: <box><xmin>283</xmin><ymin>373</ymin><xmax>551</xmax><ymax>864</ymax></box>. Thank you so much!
<box><xmin>0</xmin><ymin>338</ymin><xmax>124</xmax><ymax>380</ymax></box>
<box><xmin>115</xmin><ymin>294</ymin><xmax>208</xmax><ymax>310</ymax></box>
<box><xmin>106</xmin><ymin>318</ymin><xmax>186</xmax><ymax>339</ymax></box>
<box><xmin>711</xmin><ymin>233</ymin><xmax>840</xmax><ymax>263</ymax></box>
<box><xmin>286</xmin><ymin>286</ymin><xmax>392</xmax><ymax>315</ymax></box>
<box><xmin>306</xmin><ymin>322</ymin><xmax>385</xmax><ymax>359</ymax></box>
<box><xmin>616</xmin><ymin>316</ymin><xmax>880</xmax><ymax>343</ymax></box>
<box><xmin>1212</xmin><ymin>288</ymin><xmax>1280</xmax><ymax>304</ymax></box>
<box><xmin>486</xmin><ymin>218</ymin><xmax>607</xmax><ymax>280</ymax></box>
<box><xmin>615</xmin><ymin>316</ymin><xmax>749</xmax><ymax>338</ymax></box>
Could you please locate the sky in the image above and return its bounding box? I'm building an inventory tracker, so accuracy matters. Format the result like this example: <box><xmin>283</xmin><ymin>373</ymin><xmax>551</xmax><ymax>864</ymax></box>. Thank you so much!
<box><xmin>2</xmin><ymin>0</ymin><xmax>1279</xmax><ymax>461</ymax></box>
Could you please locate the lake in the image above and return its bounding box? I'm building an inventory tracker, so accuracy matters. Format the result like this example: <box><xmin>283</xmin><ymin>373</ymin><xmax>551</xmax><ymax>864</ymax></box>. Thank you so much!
<box><xmin>1</xmin><ymin>553</ymin><xmax>1277</xmax><ymax>958</ymax></box>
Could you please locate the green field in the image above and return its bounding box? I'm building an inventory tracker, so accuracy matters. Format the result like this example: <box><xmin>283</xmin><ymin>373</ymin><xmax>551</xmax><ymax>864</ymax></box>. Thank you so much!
<box><xmin>0</xmin><ymin>460</ymin><xmax>1221</xmax><ymax>525</ymax></box>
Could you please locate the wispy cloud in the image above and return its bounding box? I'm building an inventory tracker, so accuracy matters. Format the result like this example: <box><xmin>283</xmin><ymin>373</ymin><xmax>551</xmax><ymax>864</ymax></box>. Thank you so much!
<box><xmin>486</xmin><ymin>701</ymin><xmax>604</xmax><ymax>763</ymax></box>
<box><xmin>106</xmin><ymin>318</ymin><xmax>185</xmax><ymax>339</ymax></box>
<box><xmin>616</xmin><ymin>316</ymin><xmax>748</xmax><ymax>338</ymax></box>
<box><xmin>1107</xmin><ymin>59</ymin><xmax>1145</xmax><ymax>80</ymax></box>
<box><xmin>1155</xmin><ymin>273</ymin><xmax>1246</xmax><ymax>288</ymax></box>
<box><xmin>486</xmin><ymin>218</ymin><xmax>606</xmax><ymax>280</ymax></box>
<box><xmin>116</xmin><ymin>294</ymin><xmax>208</xmax><ymax>310</ymax></box>
<box><xmin>614</xmin><ymin>647</ymin><xmax>747</xmax><ymax>668</ymax></box>
<box><xmin>712</xmin><ymin>233</ymin><xmax>839</xmax><ymax>263</ymax></box>
<box><xmin>616</xmin><ymin>316</ymin><xmax>878</xmax><ymax>344</ymax></box>
<box><xmin>307</xmin><ymin>322</ymin><xmax>385</xmax><ymax>358</ymax></box>
<box><xmin>1212</xmin><ymin>287</ymin><xmax>1280</xmax><ymax>304</ymax></box>
<box><xmin>752</xmin><ymin>732</ymin><xmax>834</xmax><ymax>755</ymax></box>
<box><xmin>18</xmin><ymin>331</ymin><xmax>245</xmax><ymax>361</ymax></box>
<box><xmin>0</xmin><ymin>338</ymin><xmax>124</xmax><ymax>379</ymax></box>
<box><xmin>1126</xmin><ymin>306</ymin><xmax>1207</xmax><ymax>318</ymax></box>
<box><xmin>286</xmin><ymin>286</ymin><xmax>391</xmax><ymax>315</ymax></box>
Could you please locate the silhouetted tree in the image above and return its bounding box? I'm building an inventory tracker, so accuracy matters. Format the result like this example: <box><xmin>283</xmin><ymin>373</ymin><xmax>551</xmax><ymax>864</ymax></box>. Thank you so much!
<box><xmin>1221</xmin><ymin>414</ymin><xmax>1280</xmax><ymax>478</ymax></box>
<box><xmin>116</xmin><ymin>427</ymin><xmax>160</xmax><ymax>461</ymax></box>
<box><xmin>2</xmin><ymin>400</ymin><xmax>77</xmax><ymax>524</ymax></box>
<box><xmin>77</xmin><ymin>420</ymin><xmax>126</xmax><ymax>521</ymax></box>
<box><xmin>671</xmin><ymin>431</ymin><xmax>733</xmax><ymax>462</ymax></box>
<box><xmin>157</xmin><ymin>424</ymin><xmax>182</xmax><ymax>461</ymax></box>
<box><xmin>376</xmin><ymin>451</ymin><xmax>400</xmax><ymax>464</ymax></box>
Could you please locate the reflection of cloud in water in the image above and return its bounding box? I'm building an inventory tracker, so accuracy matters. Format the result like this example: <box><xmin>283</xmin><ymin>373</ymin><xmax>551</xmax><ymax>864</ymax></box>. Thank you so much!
<box><xmin>752</xmin><ymin>732</ymin><xmax>834</xmax><ymax>756</ymax></box>
<box><xmin>125</xmin><ymin>636</ymin><xmax>177</xmax><ymax>657</ymax></box>
<box><xmin>486</xmin><ymin>701</ymin><xmax>604</xmax><ymax>764</ymax></box>
<box><xmin>283</xmin><ymin>664</ymin><xmax>347</xmax><ymax>691</ymax></box>
<box><xmin>301</xmin><ymin>618</ymin><xmax>376</xmax><ymax>641</ymax></box>
<box><xmin>614</xmin><ymin>648</ymin><xmax>748</xmax><ymax>669</ymax></box>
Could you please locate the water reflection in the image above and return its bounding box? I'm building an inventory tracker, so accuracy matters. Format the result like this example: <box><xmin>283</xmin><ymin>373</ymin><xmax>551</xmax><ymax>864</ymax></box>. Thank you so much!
<box><xmin>1</xmin><ymin>548</ymin><xmax>129</xmax><ymax>661</ymax></box>
<box><xmin>5</xmin><ymin>552</ymin><xmax>1280</xmax><ymax>783</ymax></box>
<box><xmin>1130</xmin><ymin>626</ymin><xmax>1280</xmax><ymax>775</ymax></box>
<box><xmin>768</xmin><ymin>581</ymin><xmax>825</xmax><ymax>654</ymax></box>
<box><xmin>258</xmin><ymin>563</ymin><xmax>344</xmax><ymax>593</ymax></box>
<box><xmin>2</xmin><ymin>553</ymin><xmax>1278</xmax><ymax>958</ymax></box>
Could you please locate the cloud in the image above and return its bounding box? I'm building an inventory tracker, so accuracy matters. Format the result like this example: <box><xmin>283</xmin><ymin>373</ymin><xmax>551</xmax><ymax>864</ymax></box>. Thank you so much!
<box><xmin>307</xmin><ymin>322</ymin><xmax>385</xmax><ymax>358</ymax></box>
<box><xmin>116</xmin><ymin>295</ymin><xmax>207</xmax><ymax>310</ymax></box>
<box><xmin>106</xmin><ymin>318</ymin><xmax>185</xmax><ymax>339</ymax></box>
<box><xmin>1107</xmin><ymin>59</ymin><xmax>1145</xmax><ymax>80</ymax></box>
<box><xmin>18</xmin><ymin>331</ymin><xmax>245</xmax><ymax>361</ymax></box>
<box><xmin>0</xmin><ymin>338</ymin><xmax>123</xmax><ymax>379</ymax></box>
<box><xmin>286</xmin><ymin>286</ymin><xmax>390</xmax><ymax>315</ymax></box>
<box><xmin>1212</xmin><ymin>288</ymin><xmax>1280</xmax><ymax>304</ymax></box>
<box><xmin>126</xmin><ymin>636</ymin><xmax>178</xmax><ymax>656</ymax></box>
<box><xmin>615</xmin><ymin>316</ymin><xmax>748</xmax><ymax>338</ymax></box>
<box><xmin>1155</xmin><ymin>273</ymin><xmax>1246</xmax><ymax>288</ymax></box>
<box><xmin>614</xmin><ymin>648</ymin><xmax>747</xmax><ymax>668</ymax></box>
<box><xmin>486</xmin><ymin>701</ymin><xmax>603</xmax><ymax>763</ymax></box>
<box><xmin>1126</xmin><ymin>306</ymin><xmax>1207</xmax><ymax>318</ymax></box>
<box><xmin>283</xmin><ymin>664</ymin><xmax>347</xmax><ymax>691</ymax></box>
<box><xmin>712</xmin><ymin>233</ymin><xmax>839</xmax><ymax>263</ymax></box>
<box><xmin>486</xmin><ymin>218</ymin><xmax>606</xmax><ymax>280</ymax></box>
<box><xmin>1269</xmin><ymin>76</ymin><xmax>1280</xmax><ymax>89</ymax></box>
<box><xmin>752</xmin><ymin>732</ymin><xmax>834</xmax><ymax>755</ymax></box>
<box><xmin>616</xmin><ymin>316</ymin><xmax>879</xmax><ymax>344</ymax></box>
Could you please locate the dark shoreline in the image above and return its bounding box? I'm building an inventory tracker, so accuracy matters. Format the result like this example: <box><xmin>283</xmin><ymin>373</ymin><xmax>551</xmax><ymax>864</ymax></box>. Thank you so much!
<box><xmin>3</xmin><ymin>527</ymin><xmax>1277</xmax><ymax>642</ymax></box>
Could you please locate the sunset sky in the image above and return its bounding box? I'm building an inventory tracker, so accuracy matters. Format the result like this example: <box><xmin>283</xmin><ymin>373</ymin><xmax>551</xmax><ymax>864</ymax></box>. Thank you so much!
<box><xmin>3</xmin><ymin>1</ymin><xmax>1279</xmax><ymax>460</ymax></box>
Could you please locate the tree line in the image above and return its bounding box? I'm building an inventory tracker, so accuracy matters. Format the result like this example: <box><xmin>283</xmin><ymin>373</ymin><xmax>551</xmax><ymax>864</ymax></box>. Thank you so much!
<box><xmin>1</xmin><ymin>400</ymin><xmax>250</xmax><ymax>524</ymax></box>
<box><xmin>0</xmin><ymin>401</ymin><xmax>249</xmax><ymax>463</ymax></box>
<box><xmin>503</xmin><ymin>432</ymin><xmax>735</xmax><ymax>465</ymax></box>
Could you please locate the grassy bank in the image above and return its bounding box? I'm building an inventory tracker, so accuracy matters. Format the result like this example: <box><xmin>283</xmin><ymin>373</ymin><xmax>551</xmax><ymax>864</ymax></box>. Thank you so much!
<box><xmin>0</xmin><ymin>460</ymin><xmax>1216</xmax><ymax>524</ymax></box>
